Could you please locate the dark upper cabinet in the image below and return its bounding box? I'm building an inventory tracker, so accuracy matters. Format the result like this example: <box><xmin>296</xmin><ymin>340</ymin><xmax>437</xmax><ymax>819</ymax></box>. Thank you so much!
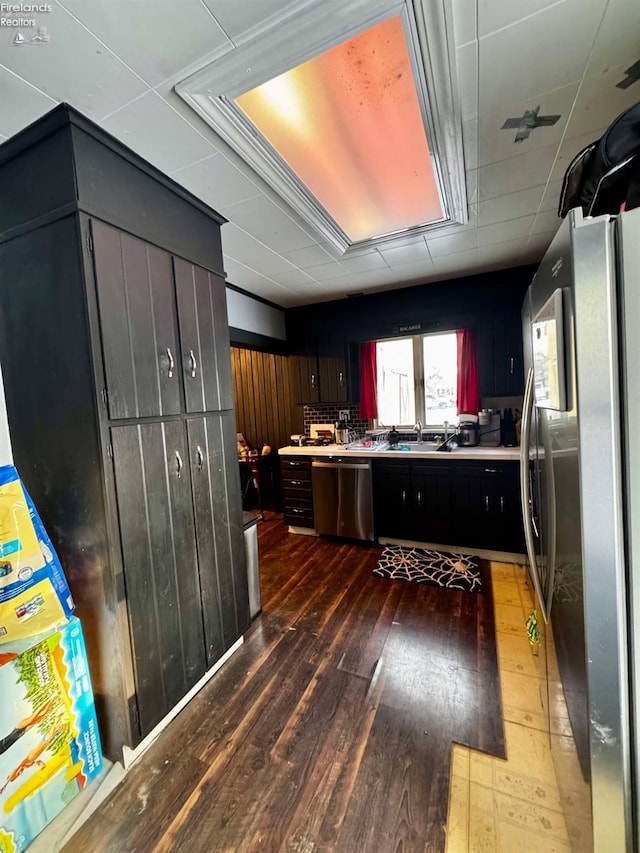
<box><xmin>291</xmin><ymin>337</ymin><xmax>320</xmax><ymax>405</ymax></box>
<box><xmin>174</xmin><ymin>257</ymin><xmax>234</xmax><ymax>413</ymax></box>
<box><xmin>0</xmin><ymin>104</ymin><xmax>248</xmax><ymax>759</ymax></box>
<box><xmin>482</xmin><ymin>308</ymin><xmax>525</xmax><ymax>398</ymax></box>
<box><xmin>292</xmin><ymin>336</ymin><xmax>349</xmax><ymax>404</ymax></box>
<box><xmin>92</xmin><ymin>220</ymin><xmax>182</xmax><ymax>420</ymax></box>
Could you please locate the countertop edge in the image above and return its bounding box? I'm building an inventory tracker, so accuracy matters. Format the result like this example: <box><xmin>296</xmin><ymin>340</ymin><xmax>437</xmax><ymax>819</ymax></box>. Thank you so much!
<box><xmin>277</xmin><ymin>445</ymin><xmax>521</xmax><ymax>461</ymax></box>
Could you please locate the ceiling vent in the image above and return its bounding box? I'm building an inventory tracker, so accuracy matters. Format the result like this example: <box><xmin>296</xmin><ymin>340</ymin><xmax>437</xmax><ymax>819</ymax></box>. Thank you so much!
<box><xmin>176</xmin><ymin>0</ymin><xmax>467</xmax><ymax>255</ymax></box>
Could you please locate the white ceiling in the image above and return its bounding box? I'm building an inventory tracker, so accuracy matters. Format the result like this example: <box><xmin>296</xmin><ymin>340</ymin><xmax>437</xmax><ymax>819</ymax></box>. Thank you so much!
<box><xmin>0</xmin><ymin>0</ymin><xmax>638</xmax><ymax>307</ymax></box>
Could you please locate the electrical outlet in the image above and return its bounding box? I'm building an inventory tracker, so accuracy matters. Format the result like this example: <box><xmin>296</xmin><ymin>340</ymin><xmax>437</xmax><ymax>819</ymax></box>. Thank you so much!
<box><xmin>339</xmin><ymin>410</ymin><xmax>350</xmax><ymax>421</ymax></box>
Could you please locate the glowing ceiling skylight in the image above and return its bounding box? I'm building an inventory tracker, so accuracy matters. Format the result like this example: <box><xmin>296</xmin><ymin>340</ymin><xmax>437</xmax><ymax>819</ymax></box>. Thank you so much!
<box><xmin>234</xmin><ymin>16</ymin><xmax>444</xmax><ymax>243</ymax></box>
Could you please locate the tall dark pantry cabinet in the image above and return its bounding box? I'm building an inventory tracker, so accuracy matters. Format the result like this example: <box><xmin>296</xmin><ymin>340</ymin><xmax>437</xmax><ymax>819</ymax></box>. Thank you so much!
<box><xmin>0</xmin><ymin>104</ymin><xmax>250</xmax><ymax>759</ymax></box>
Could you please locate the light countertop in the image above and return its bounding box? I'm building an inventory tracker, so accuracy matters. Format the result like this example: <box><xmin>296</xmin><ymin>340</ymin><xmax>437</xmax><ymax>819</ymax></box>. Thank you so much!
<box><xmin>278</xmin><ymin>444</ymin><xmax>521</xmax><ymax>461</ymax></box>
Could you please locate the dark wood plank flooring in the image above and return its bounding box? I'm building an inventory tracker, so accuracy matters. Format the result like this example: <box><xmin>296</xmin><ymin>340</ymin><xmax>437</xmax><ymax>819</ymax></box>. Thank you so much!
<box><xmin>65</xmin><ymin>518</ymin><xmax>504</xmax><ymax>853</ymax></box>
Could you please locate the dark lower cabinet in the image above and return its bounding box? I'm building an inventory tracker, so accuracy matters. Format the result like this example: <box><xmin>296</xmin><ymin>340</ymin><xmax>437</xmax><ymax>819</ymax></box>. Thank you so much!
<box><xmin>373</xmin><ymin>458</ymin><xmax>524</xmax><ymax>553</ymax></box>
<box><xmin>281</xmin><ymin>457</ymin><xmax>314</xmax><ymax>528</ymax></box>
<box><xmin>112</xmin><ymin>421</ymin><xmax>207</xmax><ymax>737</ymax></box>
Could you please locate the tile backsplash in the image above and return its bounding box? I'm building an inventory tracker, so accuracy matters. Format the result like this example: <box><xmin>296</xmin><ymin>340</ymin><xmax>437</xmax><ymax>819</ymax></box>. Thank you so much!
<box><xmin>303</xmin><ymin>404</ymin><xmax>368</xmax><ymax>437</ymax></box>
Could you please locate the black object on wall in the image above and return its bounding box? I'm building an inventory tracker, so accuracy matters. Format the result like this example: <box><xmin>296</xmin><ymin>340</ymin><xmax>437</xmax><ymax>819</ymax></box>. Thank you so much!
<box><xmin>0</xmin><ymin>104</ymin><xmax>249</xmax><ymax>759</ymax></box>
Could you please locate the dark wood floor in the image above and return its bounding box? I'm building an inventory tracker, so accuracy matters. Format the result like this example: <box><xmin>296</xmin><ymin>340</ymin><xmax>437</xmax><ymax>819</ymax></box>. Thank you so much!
<box><xmin>65</xmin><ymin>518</ymin><xmax>504</xmax><ymax>853</ymax></box>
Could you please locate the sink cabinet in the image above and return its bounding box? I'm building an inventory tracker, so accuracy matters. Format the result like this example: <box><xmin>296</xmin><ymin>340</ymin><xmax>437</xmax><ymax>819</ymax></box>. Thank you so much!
<box><xmin>373</xmin><ymin>457</ymin><xmax>524</xmax><ymax>553</ymax></box>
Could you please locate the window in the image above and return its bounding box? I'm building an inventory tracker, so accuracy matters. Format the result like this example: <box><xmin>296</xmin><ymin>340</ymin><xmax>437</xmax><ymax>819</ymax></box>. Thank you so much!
<box><xmin>376</xmin><ymin>331</ymin><xmax>458</xmax><ymax>428</ymax></box>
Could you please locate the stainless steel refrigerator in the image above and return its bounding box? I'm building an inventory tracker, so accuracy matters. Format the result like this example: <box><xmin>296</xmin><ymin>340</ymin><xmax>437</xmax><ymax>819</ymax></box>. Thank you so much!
<box><xmin>521</xmin><ymin>206</ymin><xmax>639</xmax><ymax>852</ymax></box>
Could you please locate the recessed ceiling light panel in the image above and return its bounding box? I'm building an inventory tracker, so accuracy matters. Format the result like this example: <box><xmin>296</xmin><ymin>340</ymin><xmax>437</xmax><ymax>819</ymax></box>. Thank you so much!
<box><xmin>176</xmin><ymin>0</ymin><xmax>466</xmax><ymax>254</ymax></box>
<box><xmin>234</xmin><ymin>16</ymin><xmax>444</xmax><ymax>242</ymax></box>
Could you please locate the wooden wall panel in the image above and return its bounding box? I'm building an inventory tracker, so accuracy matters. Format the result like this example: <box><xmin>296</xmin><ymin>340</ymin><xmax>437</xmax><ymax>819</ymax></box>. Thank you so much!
<box><xmin>231</xmin><ymin>346</ymin><xmax>302</xmax><ymax>452</ymax></box>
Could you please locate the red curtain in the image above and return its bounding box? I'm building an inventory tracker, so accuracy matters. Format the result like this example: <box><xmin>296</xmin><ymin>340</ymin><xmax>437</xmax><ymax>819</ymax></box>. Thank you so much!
<box><xmin>359</xmin><ymin>341</ymin><xmax>378</xmax><ymax>420</ymax></box>
<box><xmin>456</xmin><ymin>329</ymin><xmax>479</xmax><ymax>416</ymax></box>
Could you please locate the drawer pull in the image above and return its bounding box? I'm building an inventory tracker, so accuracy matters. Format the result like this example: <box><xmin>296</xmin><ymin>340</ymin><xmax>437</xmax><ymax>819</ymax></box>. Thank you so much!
<box><xmin>291</xmin><ymin>508</ymin><xmax>305</xmax><ymax>514</ymax></box>
<box><xmin>417</xmin><ymin>490</ymin><xmax>421</xmax><ymax>508</ymax></box>
<box><xmin>500</xmin><ymin>496</ymin><xmax>504</xmax><ymax>513</ymax></box>
<box><xmin>484</xmin><ymin>467</ymin><xmax>499</xmax><ymax>473</ymax></box>
<box><xmin>339</xmin><ymin>371</ymin><xmax>344</xmax><ymax>385</ymax></box>
<box><xmin>485</xmin><ymin>495</ymin><xmax>489</xmax><ymax>512</ymax></box>
<box><xmin>289</xmin><ymin>461</ymin><xmax>301</xmax><ymax>468</ymax></box>
<box><xmin>510</xmin><ymin>357</ymin><xmax>514</xmax><ymax>374</ymax></box>
<box><xmin>290</xmin><ymin>479</ymin><xmax>304</xmax><ymax>486</ymax></box>
<box><xmin>401</xmin><ymin>489</ymin><xmax>407</xmax><ymax>505</ymax></box>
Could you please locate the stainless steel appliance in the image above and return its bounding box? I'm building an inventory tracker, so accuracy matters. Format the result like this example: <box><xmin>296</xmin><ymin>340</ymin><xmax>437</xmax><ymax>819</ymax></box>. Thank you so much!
<box><xmin>457</xmin><ymin>420</ymin><xmax>479</xmax><ymax>446</ymax></box>
<box><xmin>242</xmin><ymin>511</ymin><xmax>260</xmax><ymax>619</ymax></box>
<box><xmin>521</xmin><ymin>207</ymin><xmax>639</xmax><ymax>851</ymax></box>
<box><xmin>311</xmin><ymin>457</ymin><xmax>374</xmax><ymax>541</ymax></box>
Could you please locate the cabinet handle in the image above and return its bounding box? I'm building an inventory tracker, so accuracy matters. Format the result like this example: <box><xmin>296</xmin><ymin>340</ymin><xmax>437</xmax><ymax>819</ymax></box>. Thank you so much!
<box><xmin>290</xmin><ymin>479</ymin><xmax>303</xmax><ymax>486</ymax></box>
<box><xmin>500</xmin><ymin>496</ymin><xmax>504</xmax><ymax>513</ymax></box>
<box><xmin>292</xmin><ymin>508</ymin><xmax>305</xmax><ymax>514</ymax></box>
<box><xmin>402</xmin><ymin>489</ymin><xmax>407</xmax><ymax>505</ymax></box>
<box><xmin>188</xmin><ymin>349</ymin><xmax>197</xmax><ymax>379</ymax></box>
<box><xmin>175</xmin><ymin>451</ymin><xmax>184</xmax><ymax>478</ymax></box>
<box><xmin>289</xmin><ymin>461</ymin><xmax>301</xmax><ymax>468</ymax></box>
<box><xmin>484</xmin><ymin>467</ymin><xmax>499</xmax><ymax>473</ymax></box>
<box><xmin>196</xmin><ymin>445</ymin><xmax>204</xmax><ymax>471</ymax></box>
<box><xmin>339</xmin><ymin>371</ymin><xmax>344</xmax><ymax>386</ymax></box>
<box><xmin>166</xmin><ymin>347</ymin><xmax>174</xmax><ymax>379</ymax></box>
<box><xmin>417</xmin><ymin>490</ymin><xmax>422</xmax><ymax>508</ymax></box>
<box><xmin>510</xmin><ymin>357</ymin><xmax>514</xmax><ymax>374</ymax></box>
<box><xmin>485</xmin><ymin>495</ymin><xmax>489</xmax><ymax>512</ymax></box>
<box><xmin>311</xmin><ymin>373</ymin><xmax>316</xmax><ymax>389</ymax></box>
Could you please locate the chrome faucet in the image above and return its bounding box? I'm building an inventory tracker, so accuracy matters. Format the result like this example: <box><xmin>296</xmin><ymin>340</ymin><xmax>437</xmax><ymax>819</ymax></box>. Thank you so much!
<box><xmin>414</xmin><ymin>419</ymin><xmax>423</xmax><ymax>440</ymax></box>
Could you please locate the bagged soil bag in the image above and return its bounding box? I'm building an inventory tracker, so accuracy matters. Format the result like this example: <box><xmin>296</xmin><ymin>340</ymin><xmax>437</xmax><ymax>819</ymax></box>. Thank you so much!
<box><xmin>0</xmin><ymin>466</ymin><xmax>74</xmax><ymax>643</ymax></box>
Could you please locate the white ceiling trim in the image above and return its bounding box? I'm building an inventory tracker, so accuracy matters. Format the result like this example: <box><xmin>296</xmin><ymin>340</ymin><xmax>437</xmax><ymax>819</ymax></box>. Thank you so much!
<box><xmin>175</xmin><ymin>0</ymin><xmax>468</xmax><ymax>255</ymax></box>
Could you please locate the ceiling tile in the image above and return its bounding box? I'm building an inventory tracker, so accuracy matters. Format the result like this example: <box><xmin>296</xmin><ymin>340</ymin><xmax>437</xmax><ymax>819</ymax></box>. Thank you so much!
<box><xmin>452</xmin><ymin>0</ymin><xmax>477</xmax><ymax>45</ymax></box>
<box><xmin>477</xmin><ymin>145</ymin><xmax>556</xmax><ymax>200</ymax></box>
<box><xmin>200</xmin><ymin>0</ymin><xmax>297</xmax><ymax>44</ymax></box>
<box><xmin>478</xmin><ymin>0</ymin><xmax>606</xmax><ymax>113</ymax></box>
<box><xmin>1</xmin><ymin>3</ymin><xmax>147</xmax><ymax>120</ymax></box>
<box><xmin>59</xmin><ymin>0</ymin><xmax>232</xmax><ymax>87</ymax></box>
<box><xmin>565</xmin><ymin>64</ymin><xmax>640</xmax><ymax>141</ymax></box>
<box><xmin>222</xmin><ymin>226</ymin><xmax>297</xmax><ymax>275</ymax></box>
<box><xmin>456</xmin><ymin>41</ymin><xmax>478</xmax><ymax>124</ymax></box>
<box><xmin>427</xmin><ymin>229</ymin><xmax>478</xmax><ymax>257</ymax></box>
<box><xmin>282</xmin><ymin>245</ymin><xmax>334</xmax><ymax>269</ymax></box>
<box><xmin>100</xmin><ymin>91</ymin><xmax>216</xmax><ymax>173</ymax></box>
<box><xmin>550</xmin><ymin>130</ymin><xmax>606</xmax><ymax>183</ymax></box>
<box><xmin>478</xmin><ymin>82</ymin><xmax>579</xmax><ymax>168</ymax></box>
<box><xmin>478</xmin><ymin>185</ymin><xmax>544</xmax><ymax>226</ymax></box>
<box><xmin>478</xmin><ymin>0</ymin><xmax>566</xmax><ymax>39</ymax></box>
<box><xmin>477</xmin><ymin>237</ymin><xmax>532</xmax><ymax>267</ymax></box>
<box><xmin>531</xmin><ymin>209</ymin><xmax>561</xmax><ymax>235</ymax></box>
<box><xmin>379</xmin><ymin>239</ymin><xmax>431</xmax><ymax>267</ymax></box>
<box><xmin>586</xmin><ymin>0</ymin><xmax>640</xmax><ymax>77</ymax></box>
<box><xmin>431</xmin><ymin>248</ymin><xmax>479</xmax><ymax>275</ymax></box>
<box><xmin>276</xmin><ymin>268</ymin><xmax>317</xmax><ymax>287</ymax></box>
<box><xmin>340</xmin><ymin>252</ymin><xmax>389</xmax><ymax>273</ymax></box>
<box><xmin>171</xmin><ymin>153</ymin><xmax>262</xmax><ymax>209</ymax></box>
<box><xmin>223</xmin><ymin>194</ymin><xmax>316</xmax><ymax>252</ymax></box>
<box><xmin>462</xmin><ymin>118</ymin><xmax>478</xmax><ymax>171</ymax></box>
<box><xmin>477</xmin><ymin>214</ymin><xmax>535</xmax><ymax>246</ymax></box>
<box><xmin>307</xmin><ymin>262</ymin><xmax>349</xmax><ymax>281</ymax></box>
<box><xmin>539</xmin><ymin>180</ymin><xmax>563</xmax><ymax>212</ymax></box>
<box><xmin>0</xmin><ymin>66</ymin><xmax>56</xmax><ymax>138</ymax></box>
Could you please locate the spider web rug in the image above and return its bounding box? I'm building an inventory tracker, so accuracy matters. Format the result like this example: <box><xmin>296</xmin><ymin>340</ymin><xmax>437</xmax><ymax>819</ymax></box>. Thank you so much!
<box><xmin>373</xmin><ymin>545</ymin><xmax>482</xmax><ymax>593</ymax></box>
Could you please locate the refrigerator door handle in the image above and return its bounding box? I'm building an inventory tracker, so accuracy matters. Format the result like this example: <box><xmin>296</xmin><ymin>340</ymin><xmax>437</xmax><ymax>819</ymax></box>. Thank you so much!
<box><xmin>520</xmin><ymin>366</ymin><xmax>547</xmax><ymax>619</ymax></box>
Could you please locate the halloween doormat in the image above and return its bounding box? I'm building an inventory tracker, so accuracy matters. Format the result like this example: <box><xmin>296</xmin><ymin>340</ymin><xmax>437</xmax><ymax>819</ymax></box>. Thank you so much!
<box><xmin>373</xmin><ymin>545</ymin><xmax>482</xmax><ymax>593</ymax></box>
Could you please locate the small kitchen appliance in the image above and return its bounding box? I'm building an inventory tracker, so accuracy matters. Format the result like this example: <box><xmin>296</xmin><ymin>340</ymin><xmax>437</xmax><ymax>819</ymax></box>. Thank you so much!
<box><xmin>290</xmin><ymin>434</ymin><xmax>305</xmax><ymax>446</ymax></box>
<box><xmin>457</xmin><ymin>414</ymin><xmax>479</xmax><ymax>446</ymax></box>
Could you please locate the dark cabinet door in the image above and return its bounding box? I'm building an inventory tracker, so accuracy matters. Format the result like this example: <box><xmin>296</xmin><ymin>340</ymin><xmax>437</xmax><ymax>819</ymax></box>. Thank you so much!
<box><xmin>411</xmin><ymin>462</ymin><xmax>452</xmax><ymax>544</ymax></box>
<box><xmin>373</xmin><ymin>462</ymin><xmax>412</xmax><ymax>539</ymax></box>
<box><xmin>111</xmin><ymin>421</ymin><xmax>207</xmax><ymax>740</ymax></box>
<box><xmin>492</xmin><ymin>309</ymin><xmax>524</xmax><ymax>396</ymax></box>
<box><xmin>188</xmin><ymin>413</ymin><xmax>249</xmax><ymax>667</ymax></box>
<box><xmin>450</xmin><ymin>465</ymin><xmax>487</xmax><ymax>548</ymax></box>
<box><xmin>92</xmin><ymin>220</ymin><xmax>181</xmax><ymax>420</ymax></box>
<box><xmin>318</xmin><ymin>337</ymin><xmax>348</xmax><ymax>403</ymax></box>
<box><xmin>174</xmin><ymin>257</ymin><xmax>234</xmax><ymax>413</ymax></box>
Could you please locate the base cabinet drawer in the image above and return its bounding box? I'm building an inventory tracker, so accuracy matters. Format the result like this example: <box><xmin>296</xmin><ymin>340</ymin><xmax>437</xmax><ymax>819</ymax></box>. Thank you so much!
<box><xmin>280</xmin><ymin>456</ymin><xmax>314</xmax><ymax>529</ymax></box>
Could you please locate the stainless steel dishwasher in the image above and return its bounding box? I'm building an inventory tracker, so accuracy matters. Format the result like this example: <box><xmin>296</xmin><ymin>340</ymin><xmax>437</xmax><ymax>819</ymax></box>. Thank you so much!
<box><xmin>311</xmin><ymin>457</ymin><xmax>374</xmax><ymax>541</ymax></box>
